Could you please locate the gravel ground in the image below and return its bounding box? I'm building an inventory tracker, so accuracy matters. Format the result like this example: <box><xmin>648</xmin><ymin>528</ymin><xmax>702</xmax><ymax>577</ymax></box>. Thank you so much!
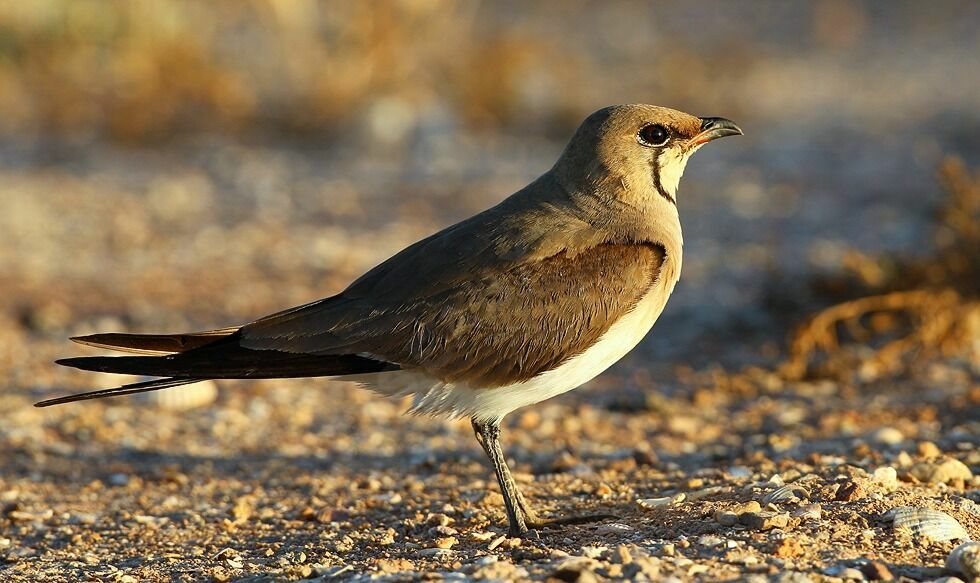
<box><xmin>2</xmin><ymin>353</ymin><xmax>979</xmax><ymax>581</ymax></box>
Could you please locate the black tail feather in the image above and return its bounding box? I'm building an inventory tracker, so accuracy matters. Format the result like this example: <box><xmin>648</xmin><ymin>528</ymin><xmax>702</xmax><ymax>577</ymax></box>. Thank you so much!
<box><xmin>34</xmin><ymin>377</ymin><xmax>203</xmax><ymax>407</ymax></box>
<box><xmin>49</xmin><ymin>331</ymin><xmax>399</xmax><ymax>407</ymax></box>
<box><xmin>56</xmin><ymin>350</ymin><xmax>397</xmax><ymax>379</ymax></box>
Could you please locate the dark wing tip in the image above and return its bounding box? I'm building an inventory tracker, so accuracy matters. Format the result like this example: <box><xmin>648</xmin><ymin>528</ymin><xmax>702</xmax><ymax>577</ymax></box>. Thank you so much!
<box><xmin>55</xmin><ymin>357</ymin><xmax>92</xmax><ymax>370</ymax></box>
<box><xmin>35</xmin><ymin>395</ymin><xmax>75</xmax><ymax>407</ymax></box>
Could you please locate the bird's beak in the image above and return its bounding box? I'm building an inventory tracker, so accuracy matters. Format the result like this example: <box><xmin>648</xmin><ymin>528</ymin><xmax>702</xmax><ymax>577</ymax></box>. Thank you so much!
<box><xmin>689</xmin><ymin>117</ymin><xmax>743</xmax><ymax>147</ymax></box>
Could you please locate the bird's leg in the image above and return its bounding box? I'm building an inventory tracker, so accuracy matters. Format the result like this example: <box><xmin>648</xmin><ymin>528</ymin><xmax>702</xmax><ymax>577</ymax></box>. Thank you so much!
<box><xmin>471</xmin><ymin>418</ymin><xmax>616</xmax><ymax>536</ymax></box>
<box><xmin>472</xmin><ymin>418</ymin><xmax>530</xmax><ymax>536</ymax></box>
<box><xmin>472</xmin><ymin>418</ymin><xmax>619</xmax><ymax>535</ymax></box>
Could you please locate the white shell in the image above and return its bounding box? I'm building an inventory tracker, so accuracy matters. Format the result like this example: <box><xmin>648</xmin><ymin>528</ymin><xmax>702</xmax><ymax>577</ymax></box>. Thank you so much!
<box><xmin>946</xmin><ymin>541</ymin><xmax>980</xmax><ymax>580</ymax></box>
<box><xmin>762</xmin><ymin>484</ymin><xmax>810</xmax><ymax>505</ymax></box>
<box><xmin>886</xmin><ymin>506</ymin><xmax>971</xmax><ymax>542</ymax></box>
<box><xmin>959</xmin><ymin>498</ymin><xmax>980</xmax><ymax>517</ymax></box>
<box><xmin>792</xmin><ymin>504</ymin><xmax>822</xmax><ymax>521</ymax></box>
<box><xmin>637</xmin><ymin>493</ymin><xmax>685</xmax><ymax>509</ymax></box>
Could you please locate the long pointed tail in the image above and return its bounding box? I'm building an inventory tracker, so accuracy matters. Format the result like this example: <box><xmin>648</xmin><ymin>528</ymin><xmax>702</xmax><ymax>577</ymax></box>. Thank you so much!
<box><xmin>43</xmin><ymin>329</ymin><xmax>399</xmax><ymax>407</ymax></box>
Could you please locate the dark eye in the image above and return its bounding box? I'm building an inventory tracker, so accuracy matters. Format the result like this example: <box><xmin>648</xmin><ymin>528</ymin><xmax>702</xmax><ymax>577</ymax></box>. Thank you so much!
<box><xmin>637</xmin><ymin>124</ymin><xmax>670</xmax><ymax>147</ymax></box>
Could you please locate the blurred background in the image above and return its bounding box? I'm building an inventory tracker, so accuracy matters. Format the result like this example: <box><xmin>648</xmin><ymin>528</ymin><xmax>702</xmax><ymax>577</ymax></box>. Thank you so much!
<box><xmin>1</xmin><ymin>1</ymin><xmax>979</xmax><ymax>579</ymax></box>
<box><xmin>0</xmin><ymin>0</ymin><xmax>977</xmax><ymax>430</ymax></box>
<box><xmin>1</xmin><ymin>0</ymin><xmax>977</xmax><ymax>375</ymax></box>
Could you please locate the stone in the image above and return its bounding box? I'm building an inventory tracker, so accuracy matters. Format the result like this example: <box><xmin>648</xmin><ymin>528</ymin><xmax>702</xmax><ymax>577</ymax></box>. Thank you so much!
<box><xmin>872</xmin><ymin>467</ymin><xmax>898</xmax><ymax>489</ymax></box>
<box><xmin>596</xmin><ymin>523</ymin><xmax>634</xmax><ymax>535</ymax></box>
<box><xmin>739</xmin><ymin>511</ymin><xmax>790</xmax><ymax>531</ymax></box>
<box><xmin>377</xmin><ymin>558</ymin><xmax>414</xmax><ymax>573</ymax></box>
<box><xmin>946</xmin><ymin>542</ymin><xmax>980</xmax><ymax>581</ymax></box>
<box><xmin>418</xmin><ymin>547</ymin><xmax>454</xmax><ymax>558</ymax></box>
<box><xmin>434</xmin><ymin>536</ymin><xmax>457</xmax><ymax>549</ymax></box>
<box><xmin>870</xmin><ymin>427</ymin><xmax>904</xmax><ymax>445</ymax></box>
<box><xmin>834</xmin><ymin>480</ymin><xmax>865</xmax><ymax>501</ymax></box>
<box><xmin>612</xmin><ymin>545</ymin><xmax>633</xmax><ymax>564</ymax></box>
<box><xmin>859</xmin><ymin>559</ymin><xmax>894</xmax><ymax>581</ymax></box>
<box><xmin>917</xmin><ymin>441</ymin><xmax>942</xmax><ymax>458</ymax></box>
<box><xmin>793</xmin><ymin>504</ymin><xmax>822</xmax><ymax>521</ymax></box>
<box><xmin>732</xmin><ymin>500</ymin><xmax>763</xmax><ymax>515</ymax></box>
<box><xmin>908</xmin><ymin>458</ymin><xmax>973</xmax><ymax>485</ymax></box>
<box><xmin>714</xmin><ymin>510</ymin><xmax>739</xmax><ymax>526</ymax></box>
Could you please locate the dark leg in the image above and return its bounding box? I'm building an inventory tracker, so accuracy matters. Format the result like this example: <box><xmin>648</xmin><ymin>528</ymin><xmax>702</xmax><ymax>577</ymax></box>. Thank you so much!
<box><xmin>472</xmin><ymin>418</ymin><xmax>530</xmax><ymax>536</ymax></box>
<box><xmin>471</xmin><ymin>418</ymin><xmax>617</xmax><ymax>537</ymax></box>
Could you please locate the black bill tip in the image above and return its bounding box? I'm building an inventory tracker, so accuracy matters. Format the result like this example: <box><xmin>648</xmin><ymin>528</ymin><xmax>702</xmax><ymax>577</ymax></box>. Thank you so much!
<box><xmin>695</xmin><ymin>117</ymin><xmax>743</xmax><ymax>143</ymax></box>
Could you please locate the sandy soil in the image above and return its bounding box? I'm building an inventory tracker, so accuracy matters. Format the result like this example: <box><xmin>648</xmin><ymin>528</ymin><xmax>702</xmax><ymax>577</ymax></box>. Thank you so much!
<box><xmin>2</xmin><ymin>348</ymin><xmax>978</xmax><ymax>581</ymax></box>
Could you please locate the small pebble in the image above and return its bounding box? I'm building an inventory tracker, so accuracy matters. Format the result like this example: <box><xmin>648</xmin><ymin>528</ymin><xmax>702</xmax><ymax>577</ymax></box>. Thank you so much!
<box><xmin>946</xmin><ymin>542</ymin><xmax>980</xmax><ymax>580</ymax></box>
<box><xmin>739</xmin><ymin>511</ymin><xmax>790</xmax><ymax>531</ymax></box>
<box><xmin>637</xmin><ymin>493</ymin><xmax>684</xmax><ymax>509</ymax></box>
<box><xmin>596</xmin><ymin>522</ymin><xmax>634</xmax><ymax>535</ymax></box>
<box><xmin>470</xmin><ymin>531</ymin><xmax>494</xmax><ymax>542</ymax></box>
<box><xmin>871</xmin><ymin>427</ymin><xmax>904</xmax><ymax>445</ymax></box>
<box><xmin>487</xmin><ymin>535</ymin><xmax>507</xmax><ymax>551</ymax></box>
<box><xmin>426</xmin><ymin>513</ymin><xmax>453</xmax><ymax>527</ymax></box>
<box><xmin>732</xmin><ymin>501</ymin><xmax>763</xmax><ymax>515</ymax></box>
<box><xmin>108</xmin><ymin>473</ymin><xmax>130</xmax><ymax>487</ymax></box>
<box><xmin>580</xmin><ymin>545</ymin><xmax>607</xmax><ymax>559</ymax></box>
<box><xmin>613</xmin><ymin>545</ymin><xmax>633</xmax><ymax>564</ymax></box>
<box><xmin>894</xmin><ymin>451</ymin><xmax>914</xmax><ymax>467</ymax></box>
<box><xmin>917</xmin><ymin>441</ymin><xmax>942</xmax><ymax>458</ymax></box>
<box><xmin>697</xmin><ymin>535</ymin><xmax>726</xmax><ymax>548</ymax></box>
<box><xmin>859</xmin><ymin>559</ymin><xmax>894</xmax><ymax>581</ymax></box>
<box><xmin>434</xmin><ymin>536</ymin><xmax>457</xmax><ymax>549</ymax></box>
<box><xmin>7</xmin><ymin>509</ymin><xmax>53</xmax><ymax>522</ymax></box>
<box><xmin>418</xmin><ymin>548</ymin><xmax>454</xmax><ymax>558</ymax></box>
<box><xmin>428</xmin><ymin>525</ymin><xmax>457</xmax><ymax>537</ymax></box>
<box><xmin>908</xmin><ymin>458</ymin><xmax>973</xmax><ymax>485</ymax></box>
<box><xmin>714</xmin><ymin>510</ymin><xmax>739</xmax><ymax>526</ymax></box>
<box><xmin>872</xmin><ymin>467</ymin><xmax>898</xmax><ymax>489</ymax></box>
<box><xmin>138</xmin><ymin>379</ymin><xmax>218</xmax><ymax>410</ymax></box>
<box><xmin>793</xmin><ymin>503</ymin><xmax>822</xmax><ymax>521</ymax></box>
<box><xmin>834</xmin><ymin>480</ymin><xmax>865</xmax><ymax>501</ymax></box>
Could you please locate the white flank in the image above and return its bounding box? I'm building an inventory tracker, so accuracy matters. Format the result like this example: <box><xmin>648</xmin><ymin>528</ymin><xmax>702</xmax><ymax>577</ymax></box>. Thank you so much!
<box><xmin>347</xmin><ymin>266</ymin><xmax>680</xmax><ymax>423</ymax></box>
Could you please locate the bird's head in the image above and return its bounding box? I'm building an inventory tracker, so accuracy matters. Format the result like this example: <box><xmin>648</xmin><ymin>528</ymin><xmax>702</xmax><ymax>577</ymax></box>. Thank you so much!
<box><xmin>553</xmin><ymin>104</ymin><xmax>742</xmax><ymax>208</ymax></box>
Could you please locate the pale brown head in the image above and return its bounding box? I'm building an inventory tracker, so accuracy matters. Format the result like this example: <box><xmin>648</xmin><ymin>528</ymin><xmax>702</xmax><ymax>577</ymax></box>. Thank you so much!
<box><xmin>552</xmin><ymin>104</ymin><xmax>742</xmax><ymax>206</ymax></box>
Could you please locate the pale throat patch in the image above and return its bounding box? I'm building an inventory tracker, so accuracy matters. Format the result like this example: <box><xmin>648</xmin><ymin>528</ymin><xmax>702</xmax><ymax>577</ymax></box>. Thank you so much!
<box><xmin>656</xmin><ymin>146</ymin><xmax>698</xmax><ymax>199</ymax></box>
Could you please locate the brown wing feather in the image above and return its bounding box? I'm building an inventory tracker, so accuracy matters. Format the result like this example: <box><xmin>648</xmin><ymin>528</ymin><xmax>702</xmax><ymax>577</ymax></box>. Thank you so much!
<box><xmin>244</xmin><ymin>242</ymin><xmax>664</xmax><ymax>387</ymax></box>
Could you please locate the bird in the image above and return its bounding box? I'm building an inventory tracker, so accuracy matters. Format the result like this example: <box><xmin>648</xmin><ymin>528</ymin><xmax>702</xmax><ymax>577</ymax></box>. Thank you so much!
<box><xmin>38</xmin><ymin>104</ymin><xmax>742</xmax><ymax>536</ymax></box>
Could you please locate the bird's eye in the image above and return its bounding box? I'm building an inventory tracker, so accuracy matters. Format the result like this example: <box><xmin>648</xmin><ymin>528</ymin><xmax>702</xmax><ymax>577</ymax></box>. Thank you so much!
<box><xmin>637</xmin><ymin>124</ymin><xmax>670</xmax><ymax>147</ymax></box>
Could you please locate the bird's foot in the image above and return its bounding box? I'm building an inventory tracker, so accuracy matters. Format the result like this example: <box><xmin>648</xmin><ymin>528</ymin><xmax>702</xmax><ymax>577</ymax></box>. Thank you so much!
<box><xmin>509</xmin><ymin>511</ymin><xmax>618</xmax><ymax>536</ymax></box>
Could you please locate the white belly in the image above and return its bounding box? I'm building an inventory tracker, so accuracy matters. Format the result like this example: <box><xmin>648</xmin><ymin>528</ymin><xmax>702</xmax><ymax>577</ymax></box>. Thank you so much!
<box><xmin>348</xmin><ymin>276</ymin><xmax>677</xmax><ymax>422</ymax></box>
